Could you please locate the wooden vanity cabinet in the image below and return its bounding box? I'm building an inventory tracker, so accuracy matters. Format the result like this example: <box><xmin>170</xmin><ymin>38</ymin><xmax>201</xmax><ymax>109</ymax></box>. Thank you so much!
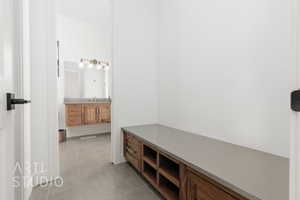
<box><xmin>65</xmin><ymin>104</ymin><xmax>83</xmax><ymax>126</ymax></box>
<box><xmin>98</xmin><ymin>104</ymin><xmax>111</xmax><ymax>123</ymax></box>
<box><xmin>65</xmin><ymin>103</ymin><xmax>111</xmax><ymax>126</ymax></box>
<box><xmin>82</xmin><ymin>104</ymin><xmax>99</xmax><ymax>125</ymax></box>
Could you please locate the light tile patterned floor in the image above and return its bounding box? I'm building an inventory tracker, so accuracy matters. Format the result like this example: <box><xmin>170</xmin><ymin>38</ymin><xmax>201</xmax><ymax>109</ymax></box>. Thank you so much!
<box><xmin>30</xmin><ymin>134</ymin><xmax>162</xmax><ymax>200</ymax></box>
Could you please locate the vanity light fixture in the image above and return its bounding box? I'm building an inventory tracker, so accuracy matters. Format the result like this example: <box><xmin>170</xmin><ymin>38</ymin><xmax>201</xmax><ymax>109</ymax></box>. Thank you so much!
<box><xmin>78</xmin><ymin>60</ymin><xmax>85</xmax><ymax>68</ymax></box>
<box><xmin>88</xmin><ymin>63</ymin><xmax>94</xmax><ymax>69</ymax></box>
<box><xmin>78</xmin><ymin>58</ymin><xmax>110</xmax><ymax>71</ymax></box>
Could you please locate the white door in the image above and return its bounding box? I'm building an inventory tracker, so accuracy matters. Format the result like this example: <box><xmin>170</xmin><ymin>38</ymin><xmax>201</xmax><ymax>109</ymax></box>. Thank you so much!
<box><xmin>0</xmin><ymin>0</ymin><xmax>31</xmax><ymax>200</ymax></box>
<box><xmin>0</xmin><ymin>0</ymin><xmax>19</xmax><ymax>199</ymax></box>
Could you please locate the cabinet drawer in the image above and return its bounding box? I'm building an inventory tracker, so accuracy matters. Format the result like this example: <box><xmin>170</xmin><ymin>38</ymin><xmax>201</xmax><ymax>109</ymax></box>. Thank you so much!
<box><xmin>127</xmin><ymin>135</ymin><xmax>139</xmax><ymax>151</ymax></box>
<box><xmin>128</xmin><ymin>140</ymin><xmax>139</xmax><ymax>153</ymax></box>
<box><xmin>126</xmin><ymin>147</ymin><xmax>139</xmax><ymax>159</ymax></box>
<box><xmin>67</xmin><ymin>105</ymin><xmax>82</xmax><ymax>112</ymax></box>
<box><xmin>126</xmin><ymin>136</ymin><xmax>140</xmax><ymax>159</ymax></box>
<box><xmin>66</xmin><ymin>105</ymin><xmax>83</xmax><ymax>126</ymax></box>
<box><xmin>67</xmin><ymin>112</ymin><xmax>82</xmax><ymax>118</ymax></box>
<box><xmin>125</xmin><ymin>151</ymin><xmax>139</xmax><ymax>170</ymax></box>
<box><xmin>66</xmin><ymin>117</ymin><xmax>82</xmax><ymax>126</ymax></box>
<box><xmin>68</xmin><ymin>110</ymin><xmax>82</xmax><ymax>115</ymax></box>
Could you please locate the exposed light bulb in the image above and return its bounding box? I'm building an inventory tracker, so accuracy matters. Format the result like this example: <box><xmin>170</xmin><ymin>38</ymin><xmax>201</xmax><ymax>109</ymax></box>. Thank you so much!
<box><xmin>88</xmin><ymin>63</ymin><xmax>94</xmax><ymax>69</ymax></box>
<box><xmin>78</xmin><ymin>62</ymin><xmax>84</xmax><ymax>68</ymax></box>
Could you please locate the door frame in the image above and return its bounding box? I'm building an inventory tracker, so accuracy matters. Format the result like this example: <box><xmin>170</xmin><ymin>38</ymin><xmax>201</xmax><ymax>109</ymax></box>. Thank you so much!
<box><xmin>14</xmin><ymin>0</ymin><xmax>32</xmax><ymax>199</ymax></box>
<box><xmin>290</xmin><ymin>0</ymin><xmax>300</xmax><ymax>199</ymax></box>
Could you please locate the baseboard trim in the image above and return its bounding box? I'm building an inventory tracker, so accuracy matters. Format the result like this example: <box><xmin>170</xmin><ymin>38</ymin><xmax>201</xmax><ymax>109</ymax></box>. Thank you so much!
<box><xmin>66</xmin><ymin>132</ymin><xmax>111</xmax><ymax>140</ymax></box>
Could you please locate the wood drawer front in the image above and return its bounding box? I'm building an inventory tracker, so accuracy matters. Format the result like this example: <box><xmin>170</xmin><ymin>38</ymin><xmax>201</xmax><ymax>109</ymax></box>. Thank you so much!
<box><xmin>66</xmin><ymin>116</ymin><xmax>82</xmax><ymax>126</ymax></box>
<box><xmin>68</xmin><ymin>109</ymin><xmax>81</xmax><ymax>114</ymax></box>
<box><xmin>68</xmin><ymin>112</ymin><xmax>82</xmax><ymax>118</ymax></box>
<box><xmin>67</xmin><ymin>105</ymin><xmax>82</xmax><ymax>112</ymax></box>
<box><xmin>126</xmin><ymin>134</ymin><xmax>140</xmax><ymax>159</ymax></box>
<box><xmin>126</xmin><ymin>146</ymin><xmax>139</xmax><ymax>159</ymax></box>
<box><xmin>83</xmin><ymin>104</ymin><xmax>98</xmax><ymax>125</ymax></box>
<box><xmin>67</xmin><ymin>119</ymin><xmax>82</xmax><ymax>126</ymax></box>
<box><xmin>125</xmin><ymin>152</ymin><xmax>139</xmax><ymax>170</ymax></box>
<box><xmin>66</xmin><ymin>105</ymin><xmax>82</xmax><ymax>126</ymax></box>
<box><xmin>99</xmin><ymin>103</ymin><xmax>111</xmax><ymax>123</ymax></box>
<box><xmin>127</xmin><ymin>137</ymin><xmax>139</xmax><ymax>152</ymax></box>
<box><xmin>188</xmin><ymin>172</ymin><xmax>239</xmax><ymax>200</ymax></box>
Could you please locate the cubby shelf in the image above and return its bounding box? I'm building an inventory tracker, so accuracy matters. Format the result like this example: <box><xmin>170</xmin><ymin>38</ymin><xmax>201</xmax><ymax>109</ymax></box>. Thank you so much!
<box><xmin>159</xmin><ymin>154</ymin><xmax>180</xmax><ymax>187</ymax></box>
<box><xmin>142</xmin><ymin>144</ymin><xmax>180</xmax><ymax>200</ymax></box>
<box><xmin>159</xmin><ymin>175</ymin><xmax>180</xmax><ymax>200</ymax></box>
<box><xmin>143</xmin><ymin>144</ymin><xmax>157</xmax><ymax>158</ymax></box>
<box><xmin>143</xmin><ymin>161</ymin><xmax>158</xmax><ymax>186</ymax></box>
<box><xmin>159</xmin><ymin>167</ymin><xmax>180</xmax><ymax>187</ymax></box>
<box><xmin>143</xmin><ymin>172</ymin><xmax>157</xmax><ymax>186</ymax></box>
<box><xmin>143</xmin><ymin>157</ymin><xmax>157</xmax><ymax>169</ymax></box>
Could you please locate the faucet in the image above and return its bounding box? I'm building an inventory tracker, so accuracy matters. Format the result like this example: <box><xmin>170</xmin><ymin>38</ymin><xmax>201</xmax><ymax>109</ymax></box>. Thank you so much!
<box><xmin>88</xmin><ymin>97</ymin><xmax>97</xmax><ymax>102</ymax></box>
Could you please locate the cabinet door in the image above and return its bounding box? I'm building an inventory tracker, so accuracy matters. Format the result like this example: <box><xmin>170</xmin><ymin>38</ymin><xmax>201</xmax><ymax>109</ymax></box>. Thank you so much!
<box><xmin>99</xmin><ymin>103</ymin><xmax>111</xmax><ymax>123</ymax></box>
<box><xmin>83</xmin><ymin>104</ymin><xmax>98</xmax><ymax>125</ymax></box>
<box><xmin>66</xmin><ymin>105</ymin><xmax>82</xmax><ymax>126</ymax></box>
<box><xmin>188</xmin><ymin>172</ymin><xmax>238</xmax><ymax>200</ymax></box>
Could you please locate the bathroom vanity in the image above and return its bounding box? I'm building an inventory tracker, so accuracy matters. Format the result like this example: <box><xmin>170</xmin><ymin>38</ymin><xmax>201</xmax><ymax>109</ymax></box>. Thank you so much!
<box><xmin>122</xmin><ymin>124</ymin><xmax>288</xmax><ymax>200</ymax></box>
<box><xmin>65</xmin><ymin>99</ymin><xmax>111</xmax><ymax>127</ymax></box>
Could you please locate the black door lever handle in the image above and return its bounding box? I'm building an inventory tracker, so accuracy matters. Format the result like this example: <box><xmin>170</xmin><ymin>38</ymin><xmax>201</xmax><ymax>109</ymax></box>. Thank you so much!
<box><xmin>11</xmin><ymin>99</ymin><xmax>31</xmax><ymax>104</ymax></box>
<box><xmin>7</xmin><ymin>93</ymin><xmax>31</xmax><ymax>111</ymax></box>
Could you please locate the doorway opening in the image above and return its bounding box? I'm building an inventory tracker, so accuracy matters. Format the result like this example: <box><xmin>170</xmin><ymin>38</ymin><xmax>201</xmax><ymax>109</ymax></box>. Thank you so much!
<box><xmin>55</xmin><ymin>0</ymin><xmax>113</xmax><ymax>190</ymax></box>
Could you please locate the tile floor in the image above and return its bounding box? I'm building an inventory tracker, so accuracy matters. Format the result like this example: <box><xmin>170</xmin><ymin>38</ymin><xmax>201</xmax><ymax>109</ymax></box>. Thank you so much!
<box><xmin>30</xmin><ymin>134</ymin><xmax>162</xmax><ymax>200</ymax></box>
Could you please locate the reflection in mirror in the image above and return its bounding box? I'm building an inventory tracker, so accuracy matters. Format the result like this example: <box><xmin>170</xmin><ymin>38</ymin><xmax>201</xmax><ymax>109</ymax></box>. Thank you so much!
<box><xmin>63</xmin><ymin>61</ymin><xmax>109</xmax><ymax>99</ymax></box>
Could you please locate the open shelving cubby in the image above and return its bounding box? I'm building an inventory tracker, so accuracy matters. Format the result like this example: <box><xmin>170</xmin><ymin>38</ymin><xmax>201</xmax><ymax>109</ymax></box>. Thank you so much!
<box><xmin>143</xmin><ymin>161</ymin><xmax>157</xmax><ymax>186</ymax></box>
<box><xmin>159</xmin><ymin>153</ymin><xmax>180</xmax><ymax>187</ymax></box>
<box><xmin>143</xmin><ymin>144</ymin><xmax>158</xmax><ymax>169</ymax></box>
<box><xmin>159</xmin><ymin>174</ymin><xmax>180</xmax><ymax>200</ymax></box>
<box><xmin>142</xmin><ymin>144</ymin><xmax>180</xmax><ymax>200</ymax></box>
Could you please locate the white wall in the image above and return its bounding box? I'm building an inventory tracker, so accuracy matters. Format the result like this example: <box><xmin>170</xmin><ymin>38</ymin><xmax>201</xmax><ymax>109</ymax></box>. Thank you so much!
<box><xmin>30</xmin><ymin>0</ymin><xmax>59</xmax><ymax>185</ymax></box>
<box><xmin>56</xmin><ymin>0</ymin><xmax>112</xmax><ymax>63</ymax></box>
<box><xmin>56</xmin><ymin>14</ymin><xmax>112</xmax><ymax>63</ymax></box>
<box><xmin>64</xmin><ymin>70</ymin><xmax>81</xmax><ymax>98</ymax></box>
<box><xmin>158</xmin><ymin>0</ymin><xmax>295</xmax><ymax>157</ymax></box>
<box><xmin>112</xmin><ymin>0</ymin><xmax>159</xmax><ymax>163</ymax></box>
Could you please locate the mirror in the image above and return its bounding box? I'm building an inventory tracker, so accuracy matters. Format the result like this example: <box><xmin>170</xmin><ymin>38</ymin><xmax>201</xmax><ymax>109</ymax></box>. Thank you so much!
<box><xmin>63</xmin><ymin>61</ymin><xmax>109</xmax><ymax>98</ymax></box>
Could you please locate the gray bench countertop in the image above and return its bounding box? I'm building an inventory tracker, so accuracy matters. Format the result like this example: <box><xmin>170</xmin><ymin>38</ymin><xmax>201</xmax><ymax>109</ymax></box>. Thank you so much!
<box><xmin>122</xmin><ymin>124</ymin><xmax>289</xmax><ymax>200</ymax></box>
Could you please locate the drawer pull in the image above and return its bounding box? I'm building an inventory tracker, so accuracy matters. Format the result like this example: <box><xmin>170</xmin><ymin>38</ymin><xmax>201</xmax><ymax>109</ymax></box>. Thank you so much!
<box><xmin>126</xmin><ymin>147</ymin><xmax>137</xmax><ymax>156</ymax></box>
